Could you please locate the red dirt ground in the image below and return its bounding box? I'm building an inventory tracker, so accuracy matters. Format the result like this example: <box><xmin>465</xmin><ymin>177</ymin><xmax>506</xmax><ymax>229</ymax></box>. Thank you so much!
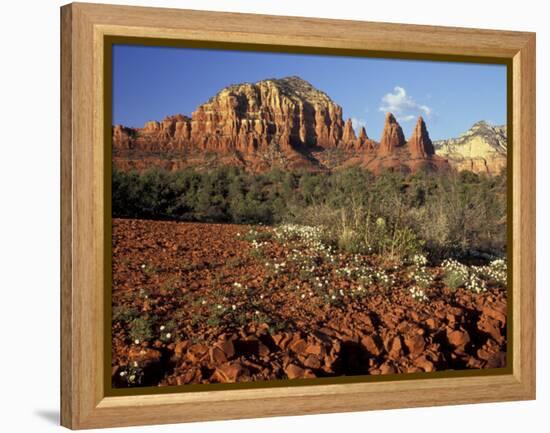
<box><xmin>111</xmin><ymin>218</ymin><xmax>507</xmax><ymax>387</ymax></box>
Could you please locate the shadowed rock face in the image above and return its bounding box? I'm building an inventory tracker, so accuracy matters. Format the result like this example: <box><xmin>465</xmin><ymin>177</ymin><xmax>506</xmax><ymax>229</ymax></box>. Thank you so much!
<box><xmin>112</xmin><ymin>76</ymin><xmax>459</xmax><ymax>175</ymax></box>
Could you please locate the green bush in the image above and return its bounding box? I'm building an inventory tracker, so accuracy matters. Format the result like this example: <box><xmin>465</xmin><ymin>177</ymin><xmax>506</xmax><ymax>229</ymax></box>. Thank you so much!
<box><xmin>444</xmin><ymin>270</ymin><xmax>467</xmax><ymax>290</ymax></box>
<box><xmin>112</xmin><ymin>306</ymin><xmax>139</xmax><ymax>324</ymax></box>
<box><xmin>128</xmin><ymin>318</ymin><xmax>153</xmax><ymax>343</ymax></box>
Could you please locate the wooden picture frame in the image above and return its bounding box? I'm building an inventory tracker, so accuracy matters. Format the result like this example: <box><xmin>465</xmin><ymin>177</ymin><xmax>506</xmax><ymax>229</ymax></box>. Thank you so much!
<box><xmin>60</xmin><ymin>2</ymin><xmax>536</xmax><ymax>429</ymax></box>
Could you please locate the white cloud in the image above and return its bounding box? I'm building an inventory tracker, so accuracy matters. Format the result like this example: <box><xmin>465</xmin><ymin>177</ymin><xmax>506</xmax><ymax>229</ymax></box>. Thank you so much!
<box><xmin>379</xmin><ymin>86</ymin><xmax>432</xmax><ymax>122</ymax></box>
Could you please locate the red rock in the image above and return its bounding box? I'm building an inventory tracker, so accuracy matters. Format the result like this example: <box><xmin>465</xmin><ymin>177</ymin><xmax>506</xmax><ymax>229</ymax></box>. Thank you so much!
<box><xmin>217</xmin><ymin>338</ymin><xmax>236</xmax><ymax>359</ymax></box>
<box><xmin>305</xmin><ymin>342</ymin><xmax>325</xmax><ymax>356</ymax></box>
<box><xmin>173</xmin><ymin>340</ymin><xmax>189</xmax><ymax>358</ymax></box>
<box><xmin>485</xmin><ymin>351</ymin><xmax>507</xmax><ymax>368</ymax></box>
<box><xmin>447</xmin><ymin>329</ymin><xmax>471</xmax><ymax>349</ymax></box>
<box><xmin>128</xmin><ymin>347</ymin><xmax>161</xmax><ymax>364</ymax></box>
<box><xmin>212</xmin><ymin>362</ymin><xmax>250</xmax><ymax>383</ymax></box>
<box><xmin>477</xmin><ymin>348</ymin><xmax>492</xmax><ymax>361</ymax></box>
<box><xmin>113</xmin><ymin>81</ymin><xmax>448</xmax><ymax>175</ymax></box>
<box><xmin>112</xmin><ymin>125</ymin><xmax>132</xmax><ymax>149</ymax></box>
<box><xmin>113</xmin><ymin>76</ymin><xmax>345</xmax><ymax>167</ymax></box>
<box><xmin>342</xmin><ymin>118</ymin><xmax>357</xmax><ymax>143</ymax></box>
<box><xmin>388</xmin><ymin>336</ymin><xmax>404</xmax><ymax>359</ymax></box>
<box><xmin>361</xmin><ymin>335</ymin><xmax>383</xmax><ymax>356</ymax></box>
<box><xmin>209</xmin><ymin>346</ymin><xmax>228</xmax><ymax>364</ymax></box>
<box><xmin>272</xmin><ymin>332</ymin><xmax>292</xmax><ymax>350</ymax></box>
<box><xmin>284</xmin><ymin>363</ymin><xmax>316</xmax><ymax>379</ymax></box>
<box><xmin>379</xmin><ymin>113</ymin><xmax>405</xmax><ymax>155</ymax></box>
<box><xmin>449</xmin><ymin>307</ymin><xmax>465</xmax><ymax>316</ymax></box>
<box><xmin>187</xmin><ymin>343</ymin><xmax>209</xmax><ymax>363</ymax></box>
<box><xmin>435</xmin><ymin>309</ymin><xmax>447</xmax><ymax>320</ymax></box>
<box><xmin>358</xmin><ymin>126</ymin><xmax>369</xmax><ymax>142</ymax></box>
<box><xmin>379</xmin><ymin>362</ymin><xmax>397</xmax><ymax>374</ymax></box>
<box><xmin>477</xmin><ymin>316</ymin><xmax>504</xmax><ymax>343</ymax></box>
<box><xmin>404</xmin><ymin>334</ymin><xmax>426</xmax><ymax>357</ymax></box>
<box><xmin>257</xmin><ymin>341</ymin><xmax>271</xmax><ymax>357</ymax></box>
<box><xmin>407</xmin><ymin>117</ymin><xmax>435</xmax><ymax>157</ymax></box>
<box><xmin>289</xmin><ymin>337</ymin><xmax>309</xmax><ymax>355</ymax></box>
<box><xmin>354</xmin><ymin>313</ymin><xmax>374</xmax><ymax>328</ymax></box>
<box><xmin>481</xmin><ymin>304</ymin><xmax>507</xmax><ymax>324</ymax></box>
<box><xmin>414</xmin><ymin>355</ymin><xmax>435</xmax><ymax>372</ymax></box>
<box><xmin>272</xmin><ymin>333</ymin><xmax>284</xmax><ymax>346</ymax></box>
<box><xmin>303</xmin><ymin>355</ymin><xmax>322</xmax><ymax>370</ymax></box>
<box><xmin>181</xmin><ymin>366</ymin><xmax>202</xmax><ymax>384</ymax></box>
<box><xmin>425</xmin><ymin>318</ymin><xmax>438</xmax><ymax>330</ymax></box>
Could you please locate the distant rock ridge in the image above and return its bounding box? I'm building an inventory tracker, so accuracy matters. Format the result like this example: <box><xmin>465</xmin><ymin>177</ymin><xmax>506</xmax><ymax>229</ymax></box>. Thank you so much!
<box><xmin>433</xmin><ymin>121</ymin><xmax>507</xmax><ymax>174</ymax></box>
<box><xmin>112</xmin><ymin>76</ymin><xmax>455</xmax><ymax>174</ymax></box>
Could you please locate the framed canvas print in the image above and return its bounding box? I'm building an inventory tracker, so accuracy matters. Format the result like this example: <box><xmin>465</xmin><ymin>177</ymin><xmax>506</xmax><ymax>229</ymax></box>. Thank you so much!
<box><xmin>60</xmin><ymin>2</ymin><xmax>536</xmax><ymax>429</ymax></box>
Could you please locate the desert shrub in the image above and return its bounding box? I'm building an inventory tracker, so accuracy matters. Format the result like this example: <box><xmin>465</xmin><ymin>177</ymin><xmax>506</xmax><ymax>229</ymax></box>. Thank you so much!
<box><xmin>112</xmin><ymin>306</ymin><xmax>140</xmax><ymax>324</ymax></box>
<box><xmin>337</xmin><ymin>227</ymin><xmax>364</xmax><ymax>254</ymax></box>
<box><xmin>112</xmin><ymin>166</ymin><xmax>506</xmax><ymax>259</ymax></box>
<box><xmin>408</xmin><ymin>254</ymin><xmax>434</xmax><ymax>288</ymax></box>
<box><xmin>465</xmin><ymin>272</ymin><xmax>487</xmax><ymax>293</ymax></box>
<box><xmin>128</xmin><ymin>318</ymin><xmax>153</xmax><ymax>343</ymax></box>
<box><xmin>368</xmin><ymin>218</ymin><xmax>424</xmax><ymax>263</ymax></box>
<box><xmin>442</xmin><ymin>259</ymin><xmax>469</xmax><ymax>290</ymax></box>
<box><xmin>242</xmin><ymin>228</ymin><xmax>272</xmax><ymax>242</ymax></box>
<box><xmin>444</xmin><ymin>271</ymin><xmax>467</xmax><ymax>290</ymax></box>
<box><xmin>117</xmin><ymin>363</ymin><xmax>144</xmax><ymax>387</ymax></box>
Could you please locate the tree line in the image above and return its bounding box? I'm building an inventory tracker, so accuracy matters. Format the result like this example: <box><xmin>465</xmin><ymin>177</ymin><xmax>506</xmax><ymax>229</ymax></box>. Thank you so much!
<box><xmin>112</xmin><ymin>165</ymin><xmax>507</xmax><ymax>259</ymax></box>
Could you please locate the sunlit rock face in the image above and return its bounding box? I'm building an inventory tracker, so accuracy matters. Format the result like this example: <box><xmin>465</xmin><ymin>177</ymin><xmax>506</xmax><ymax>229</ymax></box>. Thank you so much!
<box><xmin>433</xmin><ymin>121</ymin><xmax>507</xmax><ymax>175</ymax></box>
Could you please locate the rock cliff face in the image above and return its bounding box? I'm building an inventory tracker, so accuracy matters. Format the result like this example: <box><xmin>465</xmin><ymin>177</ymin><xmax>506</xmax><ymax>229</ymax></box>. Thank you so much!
<box><xmin>188</xmin><ymin>75</ymin><xmax>346</xmax><ymax>153</ymax></box>
<box><xmin>113</xmin><ymin>76</ymin><xmax>452</xmax><ymax>174</ymax></box>
<box><xmin>114</xmin><ymin>76</ymin><xmax>352</xmax><ymax>171</ymax></box>
<box><xmin>114</xmin><ymin>76</ymin><xmax>345</xmax><ymax>152</ymax></box>
<box><xmin>433</xmin><ymin>121</ymin><xmax>507</xmax><ymax>174</ymax></box>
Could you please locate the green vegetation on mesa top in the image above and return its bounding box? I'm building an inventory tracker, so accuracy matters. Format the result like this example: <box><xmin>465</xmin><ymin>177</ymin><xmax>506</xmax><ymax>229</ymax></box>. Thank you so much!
<box><xmin>112</xmin><ymin>166</ymin><xmax>506</xmax><ymax>261</ymax></box>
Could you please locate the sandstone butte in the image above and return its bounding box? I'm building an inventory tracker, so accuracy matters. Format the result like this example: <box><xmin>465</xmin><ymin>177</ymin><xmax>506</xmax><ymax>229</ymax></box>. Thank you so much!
<box><xmin>112</xmin><ymin>76</ymin><xmax>497</xmax><ymax>174</ymax></box>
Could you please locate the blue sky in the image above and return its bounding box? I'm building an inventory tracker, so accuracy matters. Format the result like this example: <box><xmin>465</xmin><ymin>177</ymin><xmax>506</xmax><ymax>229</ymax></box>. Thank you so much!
<box><xmin>112</xmin><ymin>45</ymin><xmax>506</xmax><ymax>141</ymax></box>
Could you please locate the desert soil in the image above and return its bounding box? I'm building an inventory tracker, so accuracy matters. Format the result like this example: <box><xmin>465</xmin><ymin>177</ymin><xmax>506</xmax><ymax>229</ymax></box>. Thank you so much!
<box><xmin>111</xmin><ymin>218</ymin><xmax>507</xmax><ymax>387</ymax></box>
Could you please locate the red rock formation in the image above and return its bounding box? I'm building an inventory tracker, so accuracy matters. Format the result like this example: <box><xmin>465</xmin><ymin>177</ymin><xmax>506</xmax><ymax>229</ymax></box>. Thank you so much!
<box><xmin>363</xmin><ymin>113</ymin><xmax>449</xmax><ymax>174</ymax></box>
<box><xmin>408</xmin><ymin>116</ymin><xmax>435</xmax><ymax>158</ymax></box>
<box><xmin>358</xmin><ymin>126</ymin><xmax>368</xmax><ymax>142</ymax></box>
<box><xmin>356</xmin><ymin>126</ymin><xmax>376</xmax><ymax>152</ymax></box>
<box><xmin>112</xmin><ymin>125</ymin><xmax>132</xmax><ymax>150</ymax></box>
<box><xmin>188</xmin><ymin>76</ymin><xmax>344</xmax><ymax>153</ymax></box>
<box><xmin>113</xmin><ymin>76</ymin><xmax>349</xmax><ymax>170</ymax></box>
<box><xmin>379</xmin><ymin>112</ymin><xmax>405</xmax><ymax>156</ymax></box>
<box><xmin>112</xmin><ymin>77</ymin><xmax>450</xmax><ymax>174</ymax></box>
<box><xmin>342</xmin><ymin>118</ymin><xmax>357</xmax><ymax>143</ymax></box>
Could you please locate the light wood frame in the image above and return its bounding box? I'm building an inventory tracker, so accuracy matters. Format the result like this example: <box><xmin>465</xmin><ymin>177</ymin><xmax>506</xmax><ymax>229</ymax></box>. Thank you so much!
<box><xmin>61</xmin><ymin>2</ymin><xmax>536</xmax><ymax>429</ymax></box>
